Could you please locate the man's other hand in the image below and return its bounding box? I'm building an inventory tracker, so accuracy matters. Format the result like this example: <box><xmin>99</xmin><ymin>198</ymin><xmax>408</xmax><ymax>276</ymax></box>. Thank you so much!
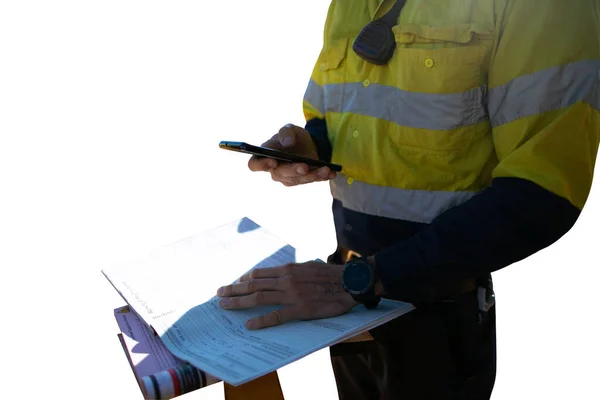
<box><xmin>248</xmin><ymin>124</ymin><xmax>337</xmax><ymax>186</ymax></box>
<box><xmin>216</xmin><ymin>261</ymin><xmax>357</xmax><ymax>329</ymax></box>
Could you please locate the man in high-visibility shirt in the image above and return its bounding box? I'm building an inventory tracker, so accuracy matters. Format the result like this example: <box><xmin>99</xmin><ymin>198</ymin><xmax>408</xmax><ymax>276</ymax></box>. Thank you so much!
<box><xmin>216</xmin><ymin>0</ymin><xmax>600</xmax><ymax>398</ymax></box>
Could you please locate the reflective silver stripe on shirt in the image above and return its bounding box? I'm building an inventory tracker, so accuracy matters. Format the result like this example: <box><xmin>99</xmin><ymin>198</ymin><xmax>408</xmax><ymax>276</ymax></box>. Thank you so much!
<box><xmin>330</xmin><ymin>174</ymin><xmax>479</xmax><ymax>224</ymax></box>
<box><xmin>587</xmin><ymin>66</ymin><xmax>600</xmax><ymax>111</ymax></box>
<box><xmin>489</xmin><ymin>59</ymin><xmax>600</xmax><ymax>127</ymax></box>
<box><xmin>304</xmin><ymin>79</ymin><xmax>488</xmax><ymax>130</ymax></box>
<box><xmin>303</xmin><ymin>79</ymin><xmax>326</xmax><ymax>116</ymax></box>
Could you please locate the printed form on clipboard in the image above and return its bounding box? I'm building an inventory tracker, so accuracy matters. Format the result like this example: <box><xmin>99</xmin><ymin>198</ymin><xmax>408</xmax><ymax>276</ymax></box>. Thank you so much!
<box><xmin>102</xmin><ymin>217</ymin><xmax>415</xmax><ymax>386</ymax></box>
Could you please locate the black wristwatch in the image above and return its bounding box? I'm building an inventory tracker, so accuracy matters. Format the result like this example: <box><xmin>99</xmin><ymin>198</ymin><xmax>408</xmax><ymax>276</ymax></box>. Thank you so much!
<box><xmin>342</xmin><ymin>257</ymin><xmax>381</xmax><ymax>309</ymax></box>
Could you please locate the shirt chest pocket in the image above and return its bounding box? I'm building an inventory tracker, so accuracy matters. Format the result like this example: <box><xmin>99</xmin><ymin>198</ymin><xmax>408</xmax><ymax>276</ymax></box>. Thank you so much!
<box><xmin>391</xmin><ymin>23</ymin><xmax>492</xmax><ymax>94</ymax></box>
<box><xmin>383</xmin><ymin>23</ymin><xmax>494</xmax><ymax>156</ymax></box>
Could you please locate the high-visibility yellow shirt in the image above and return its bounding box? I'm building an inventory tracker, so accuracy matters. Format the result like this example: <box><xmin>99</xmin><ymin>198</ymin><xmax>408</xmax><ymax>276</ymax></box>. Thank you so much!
<box><xmin>301</xmin><ymin>0</ymin><xmax>599</xmax><ymax>299</ymax></box>
<box><xmin>303</xmin><ymin>0</ymin><xmax>599</xmax><ymax>222</ymax></box>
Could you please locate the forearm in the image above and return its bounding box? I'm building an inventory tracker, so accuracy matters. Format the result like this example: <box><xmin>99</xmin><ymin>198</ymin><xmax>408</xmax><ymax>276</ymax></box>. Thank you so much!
<box><xmin>372</xmin><ymin>177</ymin><xmax>581</xmax><ymax>302</ymax></box>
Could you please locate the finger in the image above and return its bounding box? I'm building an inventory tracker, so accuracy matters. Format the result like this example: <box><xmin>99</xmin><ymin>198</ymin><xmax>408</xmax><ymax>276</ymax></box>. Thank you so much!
<box><xmin>237</xmin><ymin>272</ymin><xmax>251</xmax><ymax>283</ymax></box>
<box><xmin>274</xmin><ymin>167</ymin><xmax>335</xmax><ymax>186</ymax></box>
<box><xmin>246</xmin><ymin>306</ymin><xmax>303</xmax><ymax>330</ymax></box>
<box><xmin>271</xmin><ymin>167</ymin><xmax>327</xmax><ymax>186</ymax></box>
<box><xmin>247</xmin><ymin>135</ymin><xmax>281</xmax><ymax>172</ymax></box>
<box><xmin>246</xmin><ymin>300</ymin><xmax>353</xmax><ymax>329</ymax></box>
<box><xmin>217</xmin><ymin>278</ymin><xmax>281</xmax><ymax>297</ymax></box>
<box><xmin>277</xmin><ymin>124</ymin><xmax>301</xmax><ymax>148</ymax></box>
<box><xmin>237</xmin><ymin>268</ymin><xmax>282</xmax><ymax>283</ymax></box>
<box><xmin>267</xmin><ymin>162</ymin><xmax>310</xmax><ymax>179</ymax></box>
<box><xmin>315</xmin><ymin>166</ymin><xmax>333</xmax><ymax>179</ymax></box>
<box><xmin>220</xmin><ymin>291</ymin><xmax>290</xmax><ymax>309</ymax></box>
<box><xmin>248</xmin><ymin>156</ymin><xmax>278</xmax><ymax>172</ymax></box>
<box><xmin>246</xmin><ymin>264</ymin><xmax>295</xmax><ymax>280</ymax></box>
<box><xmin>274</xmin><ymin>165</ymin><xmax>333</xmax><ymax>180</ymax></box>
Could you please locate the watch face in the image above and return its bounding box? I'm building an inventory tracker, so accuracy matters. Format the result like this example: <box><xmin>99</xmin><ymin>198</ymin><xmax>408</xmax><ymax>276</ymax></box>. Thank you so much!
<box><xmin>343</xmin><ymin>261</ymin><xmax>373</xmax><ymax>294</ymax></box>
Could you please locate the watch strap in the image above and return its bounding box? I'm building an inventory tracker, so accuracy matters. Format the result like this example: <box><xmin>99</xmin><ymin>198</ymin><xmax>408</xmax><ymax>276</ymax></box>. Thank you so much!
<box><xmin>353</xmin><ymin>292</ymin><xmax>381</xmax><ymax>309</ymax></box>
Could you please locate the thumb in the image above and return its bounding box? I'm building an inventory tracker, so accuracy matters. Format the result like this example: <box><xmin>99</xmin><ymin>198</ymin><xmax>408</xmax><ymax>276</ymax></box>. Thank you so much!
<box><xmin>278</xmin><ymin>124</ymin><xmax>298</xmax><ymax>148</ymax></box>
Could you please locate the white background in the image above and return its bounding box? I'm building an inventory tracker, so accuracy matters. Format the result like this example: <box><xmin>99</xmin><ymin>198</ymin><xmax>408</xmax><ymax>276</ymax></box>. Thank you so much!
<box><xmin>1</xmin><ymin>1</ymin><xmax>598</xmax><ymax>399</ymax></box>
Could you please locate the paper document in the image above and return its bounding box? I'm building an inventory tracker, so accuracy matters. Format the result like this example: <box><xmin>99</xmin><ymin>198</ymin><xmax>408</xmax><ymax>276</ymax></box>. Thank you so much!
<box><xmin>103</xmin><ymin>218</ymin><xmax>415</xmax><ymax>386</ymax></box>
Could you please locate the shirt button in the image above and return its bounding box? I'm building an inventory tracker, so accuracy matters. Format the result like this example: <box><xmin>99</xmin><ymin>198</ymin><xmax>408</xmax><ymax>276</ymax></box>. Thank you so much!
<box><xmin>345</xmin><ymin>224</ymin><xmax>353</xmax><ymax>231</ymax></box>
<box><xmin>363</xmin><ymin>79</ymin><xmax>371</xmax><ymax>87</ymax></box>
<box><xmin>352</xmin><ymin>130</ymin><xmax>359</xmax><ymax>138</ymax></box>
<box><xmin>424</xmin><ymin>58</ymin><xmax>435</xmax><ymax>68</ymax></box>
<box><xmin>347</xmin><ymin>177</ymin><xmax>354</xmax><ymax>185</ymax></box>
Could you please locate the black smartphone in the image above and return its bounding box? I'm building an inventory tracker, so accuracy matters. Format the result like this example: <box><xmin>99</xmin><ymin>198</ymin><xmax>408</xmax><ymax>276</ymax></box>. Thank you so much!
<box><xmin>219</xmin><ymin>141</ymin><xmax>343</xmax><ymax>172</ymax></box>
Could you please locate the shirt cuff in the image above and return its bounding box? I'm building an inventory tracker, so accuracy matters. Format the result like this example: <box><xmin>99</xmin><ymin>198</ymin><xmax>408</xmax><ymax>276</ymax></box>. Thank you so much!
<box><xmin>305</xmin><ymin>117</ymin><xmax>332</xmax><ymax>162</ymax></box>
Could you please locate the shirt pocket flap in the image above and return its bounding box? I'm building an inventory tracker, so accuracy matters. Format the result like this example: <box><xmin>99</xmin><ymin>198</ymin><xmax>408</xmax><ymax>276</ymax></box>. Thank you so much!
<box><xmin>319</xmin><ymin>38</ymin><xmax>349</xmax><ymax>71</ymax></box>
<box><xmin>393</xmin><ymin>23</ymin><xmax>493</xmax><ymax>45</ymax></box>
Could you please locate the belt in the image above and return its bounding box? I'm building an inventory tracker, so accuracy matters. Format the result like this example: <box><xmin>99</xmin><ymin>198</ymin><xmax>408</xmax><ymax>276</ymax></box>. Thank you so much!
<box><xmin>335</xmin><ymin>247</ymin><xmax>477</xmax><ymax>343</ymax></box>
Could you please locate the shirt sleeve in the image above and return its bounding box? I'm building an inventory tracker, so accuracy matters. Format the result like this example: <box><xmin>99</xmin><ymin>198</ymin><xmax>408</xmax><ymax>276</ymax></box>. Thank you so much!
<box><xmin>302</xmin><ymin>43</ymin><xmax>333</xmax><ymax>162</ymax></box>
<box><xmin>373</xmin><ymin>0</ymin><xmax>600</xmax><ymax>303</ymax></box>
<box><xmin>305</xmin><ymin>117</ymin><xmax>332</xmax><ymax>162</ymax></box>
<box><xmin>302</xmin><ymin>5</ymin><xmax>338</xmax><ymax>163</ymax></box>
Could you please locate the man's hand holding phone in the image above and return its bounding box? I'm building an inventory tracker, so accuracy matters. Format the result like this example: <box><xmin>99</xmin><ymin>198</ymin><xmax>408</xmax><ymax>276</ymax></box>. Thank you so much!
<box><xmin>248</xmin><ymin>124</ymin><xmax>337</xmax><ymax>186</ymax></box>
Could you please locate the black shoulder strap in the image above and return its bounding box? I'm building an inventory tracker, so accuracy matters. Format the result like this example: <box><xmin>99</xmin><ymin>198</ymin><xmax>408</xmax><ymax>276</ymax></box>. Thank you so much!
<box><xmin>379</xmin><ymin>0</ymin><xmax>407</xmax><ymax>27</ymax></box>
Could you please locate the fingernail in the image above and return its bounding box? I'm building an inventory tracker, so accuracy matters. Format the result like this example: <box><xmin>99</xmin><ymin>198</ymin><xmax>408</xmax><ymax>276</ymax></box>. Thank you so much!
<box><xmin>318</xmin><ymin>169</ymin><xmax>329</xmax><ymax>178</ymax></box>
<box><xmin>296</xmin><ymin>165</ymin><xmax>306</xmax><ymax>174</ymax></box>
<box><xmin>246</xmin><ymin>320</ymin><xmax>255</xmax><ymax>329</ymax></box>
<box><xmin>217</xmin><ymin>287</ymin><xmax>224</xmax><ymax>296</ymax></box>
<box><xmin>220</xmin><ymin>298</ymin><xmax>232</xmax><ymax>308</ymax></box>
<box><xmin>282</xmin><ymin>137</ymin><xmax>294</xmax><ymax>147</ymax></box>
<box><xmin>267</xmin><ymin>160</ymin><xmax>277</xmax><ymax>169</ymax></box>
